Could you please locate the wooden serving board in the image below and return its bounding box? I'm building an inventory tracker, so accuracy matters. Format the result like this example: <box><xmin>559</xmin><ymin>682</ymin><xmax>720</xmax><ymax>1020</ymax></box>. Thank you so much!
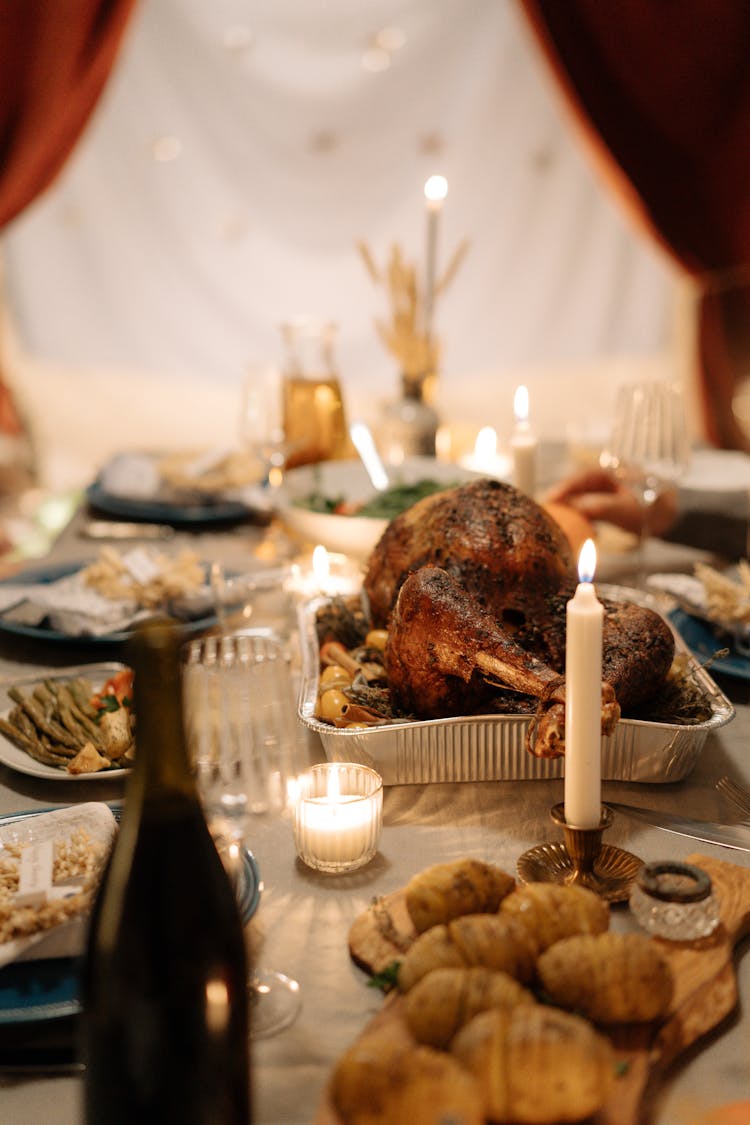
<box><xmin>317</xmin><ymin>854</ymin><xmax>750</xmax><ymax>1125</ymax></box>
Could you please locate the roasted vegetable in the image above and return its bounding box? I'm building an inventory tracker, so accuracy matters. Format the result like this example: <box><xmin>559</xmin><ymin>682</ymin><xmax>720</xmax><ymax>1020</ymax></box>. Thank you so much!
<box><xmin>0</xmin><ymin>674</ymin><xmax>134</xmax><ymax>774</ymax></box>
<box><xmin>405</xmin><ymin>858</ymin><xmax>515</xmax><ymax>934</ymax></box>
<box><xmin>451</xmin><ymin>1005</ymin><xmax>616</xmax><ymax>1124</ymax></box>
<box><xmin>536</xmin><ymin>931</ymin><xmax>673</xmax><ymax>1023</ymax></box>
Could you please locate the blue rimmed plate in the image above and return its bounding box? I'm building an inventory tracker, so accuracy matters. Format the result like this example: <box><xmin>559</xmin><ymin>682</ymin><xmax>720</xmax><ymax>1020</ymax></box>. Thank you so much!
<box><xmin>669</xmin><ymin>608</ymin><xmax>750</xmax><ymax>681</ymax></box>
<box><xmin>86</xmin><ymin>479</ymin><xmax>256</xmax><ymax>527</ymax></box>
<box><xmin>0</xmin><ymin>805</ymin><xmax>261</xmax><ymax>1024</ymax></box>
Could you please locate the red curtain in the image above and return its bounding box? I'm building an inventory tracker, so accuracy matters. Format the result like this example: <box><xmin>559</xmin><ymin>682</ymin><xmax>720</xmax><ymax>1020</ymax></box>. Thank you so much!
<box><xmin>0</xmin><ymin>0</ymin><xmax>136</xmax><ymax>440</ymax></box>
<box><xmin>0</xmin><ymin>0</ymin><xmax>137</xmax><ymax>230</ymax></box>
<box><xmin>519</xmin><ymin>0</ymin><xmax>750</xmax><ymax>451</ymax></box>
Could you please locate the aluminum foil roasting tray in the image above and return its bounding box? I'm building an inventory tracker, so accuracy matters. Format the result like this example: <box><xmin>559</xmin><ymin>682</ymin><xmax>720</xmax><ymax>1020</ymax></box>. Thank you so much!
<box><xmin>296</xmin><ymin>586</ymin><xmax>735</xmax><ymax>786</ymax></box>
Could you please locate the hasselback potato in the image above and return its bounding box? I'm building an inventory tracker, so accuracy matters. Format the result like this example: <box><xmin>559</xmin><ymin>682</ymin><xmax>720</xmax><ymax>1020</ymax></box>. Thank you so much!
<box><xmin>499</xmin><ymin>881</ymin><xmax>609</xmax><ymax>950</ymax></box>
<box><xmin>398</xmin><ymin>914</ymin><xmax>537</xmax><ymax>992</ymax></box>
<box><xmin>452</xmin><ymin>1005</ymin><xmax>616</xmax><ymax>1124</ymax></box>
<box><xmin>537</xmin><ymin>931</ymin><xmax>673</xmax><ymax>1023</ymax></box>
<box><xmin>404</xmin><ymin>966</ymin><xmax>535</xmax><ymax>1049</ymax></box>
<box><xmin>405</xmin><ymin>858</ymin><xmax>515</xmax><ymax>934</ymax></box>
<box><xmin>331</xmin><ymin>1030</ymin><xmax>483</xmax><ymax>1124</ymax></box>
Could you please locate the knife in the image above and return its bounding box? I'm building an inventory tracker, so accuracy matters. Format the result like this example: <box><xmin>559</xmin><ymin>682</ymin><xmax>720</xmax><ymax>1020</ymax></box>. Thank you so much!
<box><xmin>607</xmin><ymin>802</ymin><xmax>750</xmax><ymax>853</ymax></box>
<box><xmin>80</xmin><ymin>519</ymin><xmax>175</xmax><ymax>541</ymax></box>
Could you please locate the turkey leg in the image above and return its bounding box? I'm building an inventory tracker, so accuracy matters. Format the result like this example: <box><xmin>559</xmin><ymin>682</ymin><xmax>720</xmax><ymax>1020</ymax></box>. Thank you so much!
<box><xmin>385</xmin><ymin>566</ymin><xmax>620</xmax><ymax>759</ymax></box>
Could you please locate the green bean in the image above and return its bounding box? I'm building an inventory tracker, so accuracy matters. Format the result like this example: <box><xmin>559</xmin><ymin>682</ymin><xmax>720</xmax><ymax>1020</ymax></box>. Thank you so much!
<box><xmin>49</xmin><ymin>682</ymin><xmax>105</xmax><ymax>747</ymax></box>
<box><xmin>8</xmin><ymin>687</ymin><xmax>79</xmax><ymax>749</ymax></box>
<box><xmin>0</xmin><ymin>716</ymin><xmax>71</xmax><ymax>768</ymax></box>
<box><xmin>66</xmin><ymin>678</ymin><xmax>97</xmax><ymax>718</ymax></box>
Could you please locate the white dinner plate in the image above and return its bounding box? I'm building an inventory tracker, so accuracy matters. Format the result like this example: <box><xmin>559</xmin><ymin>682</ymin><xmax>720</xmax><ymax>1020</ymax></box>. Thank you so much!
<box><xmin>0</xmin><ymin>664</ymin><xmax>131</xmax><ymax>782</ymax></box>
<box><xmin>681</xmin><ymin>448</ymin><xmax>750</xmax><ymax>492</ymax></box>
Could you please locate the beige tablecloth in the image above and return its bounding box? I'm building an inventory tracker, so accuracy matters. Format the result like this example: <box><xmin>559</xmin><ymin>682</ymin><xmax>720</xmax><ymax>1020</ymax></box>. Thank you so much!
<box><xmin>0</xmin><ymin>507</ymin><xmax>748</xmax><ymax>1124</ymax></box>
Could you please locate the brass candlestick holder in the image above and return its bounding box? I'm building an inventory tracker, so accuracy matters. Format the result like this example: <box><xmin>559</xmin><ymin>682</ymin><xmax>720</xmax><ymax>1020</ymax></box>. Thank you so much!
<box><xmin>517</xmin><ymin>803</ymin><xmax>642</xmax><ymax>904</ymax></box>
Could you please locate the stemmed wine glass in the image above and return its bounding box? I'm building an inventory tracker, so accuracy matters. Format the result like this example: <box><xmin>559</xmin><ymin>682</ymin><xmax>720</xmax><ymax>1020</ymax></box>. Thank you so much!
<box><xmin>183</xmin><ymin>630</ymin><xmax>306</xmax><ymax>1038</ymax></box>
<box><xmin>603</xmin><ymin>379</ymin><xmax>691</xmax><ymax>584</ymax></box>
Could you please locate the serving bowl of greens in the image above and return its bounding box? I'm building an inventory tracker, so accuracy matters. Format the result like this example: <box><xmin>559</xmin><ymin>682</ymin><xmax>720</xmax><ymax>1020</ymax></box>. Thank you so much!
<box><xmin>275</xmin><ymin>457</ymin><xmax>481</xmax><ymax>557</ymax></box>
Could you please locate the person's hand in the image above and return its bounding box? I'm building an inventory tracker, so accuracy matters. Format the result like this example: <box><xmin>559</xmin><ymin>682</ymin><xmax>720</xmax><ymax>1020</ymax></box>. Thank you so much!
<box><xmin>545</xmin><ymin>467</ymin><xmax>678</xmax><ymax>538</ymax></box>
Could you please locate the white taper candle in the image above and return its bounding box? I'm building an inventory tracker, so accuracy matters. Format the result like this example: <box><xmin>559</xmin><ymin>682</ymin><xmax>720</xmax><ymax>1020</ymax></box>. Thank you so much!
<box><xmin>423</xmin><ymin>174</ymin><xmax>447</xmax><ymax>339</ymax></box>
<box><xmin>564</xmin><ymin>538</ymin><xmax>604</xmax><ymax>828</ymax></box>
<box><xmin>511</xmin><ymin>384</ymin><xmax>538</xmax><ymax>496</ymax></box>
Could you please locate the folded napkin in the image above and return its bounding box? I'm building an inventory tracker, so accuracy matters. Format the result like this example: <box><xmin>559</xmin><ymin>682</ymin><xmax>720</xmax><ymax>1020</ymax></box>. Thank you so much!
<box><xmin>0</xmin><ymin>569</ymin><xmax>149</xmax><ymax>637</ymax></box>
<box><xmin>99</xmin><ymin>452</ymin><xmax>161</xmax><ymax>499</ymax></box>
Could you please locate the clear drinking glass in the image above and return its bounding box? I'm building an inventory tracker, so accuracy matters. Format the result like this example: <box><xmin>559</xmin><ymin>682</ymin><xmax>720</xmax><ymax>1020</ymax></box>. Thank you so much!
<box><xmin>238</xmin><ymin>362</ymin><xmax>293</xmax><ymax>486</ymax></box>
<box><xmin>183</xmin><ymin>631</ymin><xmax>305</xmax><ymax>1037</ymax></box>
<box><xmin>603</xmin><ymin>379</ymin><xmax>691</xmax><ymax>583</ymax></box>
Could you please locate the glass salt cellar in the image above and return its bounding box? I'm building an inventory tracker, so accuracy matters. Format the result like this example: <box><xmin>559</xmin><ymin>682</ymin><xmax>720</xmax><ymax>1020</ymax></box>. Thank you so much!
<box><xmin>629</xmin><ymin>860</ymin><xmax>720</xmax><ymax>940</ymax></box>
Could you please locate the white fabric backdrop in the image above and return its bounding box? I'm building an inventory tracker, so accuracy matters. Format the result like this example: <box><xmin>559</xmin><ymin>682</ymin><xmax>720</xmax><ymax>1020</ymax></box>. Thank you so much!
<box><xmin>0</xmin><ymin>0</ymin><xmax>679</xmax><ymax>483</ymax></box>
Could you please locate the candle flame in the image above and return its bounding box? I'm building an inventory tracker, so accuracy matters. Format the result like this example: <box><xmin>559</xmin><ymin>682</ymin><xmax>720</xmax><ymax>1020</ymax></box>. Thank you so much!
<box><xmin>286</xmin><ymin>775</ymin><xmax>303</xmax><ymax>804</ymax></box>
<box><xmin>474</xmin><ymin>425</ymin><xmax>497</xmax><ymax>460</ymax></box>
<box><xmin>312</xmin><ymin>544</ymin><xmax>330</xmax><ymax>586</ymax></box>
<box><xmin>513</xmin><ymin>384</ymin><xmax>529</xmax><ymax>424</ymax></box>
<box><xmin>424</xmin><ymin>174</ymin><xmax>448</xmax><ymax>204</ymax></box>
<box><xmin>327</xmin><ymin>766</ymin><xmax>341</xmax><ymax>801</ymax></box>
<box><xmin>578</xmin><ymin>538</ymin><xmax>597</xmax><ymax>583</ymax></box>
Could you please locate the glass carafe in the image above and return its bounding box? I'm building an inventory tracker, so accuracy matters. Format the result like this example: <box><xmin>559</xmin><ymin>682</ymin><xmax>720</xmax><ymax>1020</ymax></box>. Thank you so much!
<box><xmin>280</xmin><ymin>318</ymin><xmax>351</xmax><ymax>467</ymax></box>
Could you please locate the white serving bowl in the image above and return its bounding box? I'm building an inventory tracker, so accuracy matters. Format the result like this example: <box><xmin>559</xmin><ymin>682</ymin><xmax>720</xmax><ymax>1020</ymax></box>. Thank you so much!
<box><xmin>275</xmin><ymin>457</ymin><xmax>481</xmax><ymax>558</ymax></box>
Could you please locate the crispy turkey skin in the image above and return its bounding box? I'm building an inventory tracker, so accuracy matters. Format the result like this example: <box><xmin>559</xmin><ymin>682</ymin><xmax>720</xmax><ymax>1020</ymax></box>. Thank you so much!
<box><xmin>363</xmin><ymin>477</ymin><xmax>575</xmax><ymax>631</ymax></box>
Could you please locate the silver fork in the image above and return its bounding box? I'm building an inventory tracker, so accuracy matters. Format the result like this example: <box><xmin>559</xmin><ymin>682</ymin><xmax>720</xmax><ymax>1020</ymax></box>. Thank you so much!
<box><xmin>716</xmin><ymin>776</ymin><xmax>750</xmax><ymax>822</ymax></box>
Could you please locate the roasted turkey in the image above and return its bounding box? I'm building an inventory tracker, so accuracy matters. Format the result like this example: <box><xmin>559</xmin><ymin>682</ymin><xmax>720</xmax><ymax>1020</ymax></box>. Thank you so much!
<box><xmin>363</xmin><ymin>478</ymin><xmax>675</xmax><ymax>758</ymax></box>
<box><xmin>364</xmin><ymin>477</ymin><xmax>574</xmax><ymax>636</ymax></box>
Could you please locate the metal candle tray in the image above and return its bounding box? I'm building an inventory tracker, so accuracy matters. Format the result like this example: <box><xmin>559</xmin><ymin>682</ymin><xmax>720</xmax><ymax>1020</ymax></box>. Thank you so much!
<box><xmin>296</xmin><ymin>588</ymin><xmax>735</xmax><ymax>786</ymax></box>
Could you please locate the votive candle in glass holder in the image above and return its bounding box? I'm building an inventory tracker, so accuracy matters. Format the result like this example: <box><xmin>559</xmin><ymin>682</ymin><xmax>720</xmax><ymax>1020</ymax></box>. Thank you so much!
<box><xmin>293</xmin><ymin>763</ymin><xmax>383</xmax><ymax>874</ymax></box>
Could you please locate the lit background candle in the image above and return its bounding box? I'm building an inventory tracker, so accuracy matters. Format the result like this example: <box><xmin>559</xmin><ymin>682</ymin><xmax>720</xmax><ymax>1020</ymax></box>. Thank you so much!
<box><xmin>564</xmin><ymin>538</ymin><xmax>604</xmax><ymax>829</ymax></box>
<box><xmin>458</xmin><ymin>425</ymin><xmax>512</xmax><ymax>479</ymax></box>
<box><xmin>423</xmin><ymin>174</ymin><xmax>448</xmax><ymax>340</ymax></box>
<box><xmin>511</xmin><ymin>384</ymin><xmax>538</xmax><ymax>496</ymax></box>
<box><xmin>287</xmin><ymin>545</ymin><xmax>362</xmax><ymax>599</ymax></box>
<box><xmin>293</xmin><ymin>762</ymin><xmax>383</xmax><ymax>873</ymax></box>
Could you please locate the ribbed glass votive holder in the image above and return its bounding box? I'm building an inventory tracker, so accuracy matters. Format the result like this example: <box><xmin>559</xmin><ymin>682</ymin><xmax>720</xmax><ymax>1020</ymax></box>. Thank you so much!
<box><xmin>292</xmin><ymin>763</ymin><xmax>383</xmax><ymax>874</ymax></box>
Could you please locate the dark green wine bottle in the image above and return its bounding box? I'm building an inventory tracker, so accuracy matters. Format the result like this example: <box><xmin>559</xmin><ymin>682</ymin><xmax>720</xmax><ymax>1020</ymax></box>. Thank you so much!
<box><xmin>82</xmin><ymin>620</ymin><xmax>251</xmax><ymax>1124</ymax></box>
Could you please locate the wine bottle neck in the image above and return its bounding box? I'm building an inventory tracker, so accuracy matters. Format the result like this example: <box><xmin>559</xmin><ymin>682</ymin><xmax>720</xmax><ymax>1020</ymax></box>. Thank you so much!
<box><xmin>127</xmin><ymin>622</ymin><xmax>199</xmax><ymax>803</ymax></box>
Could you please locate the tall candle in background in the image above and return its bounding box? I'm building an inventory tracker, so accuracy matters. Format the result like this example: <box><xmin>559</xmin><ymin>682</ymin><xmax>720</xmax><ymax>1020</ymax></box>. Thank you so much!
<box><xmin>564</xmin><ymin>538</ymin><xmax>604</xmax><ymax>829</ymax></box>
<box><xmin>511</xmin><ymin>384</ymin><xmax>538</xmax><ymax>496</ymax></box>
<box><xmin>423</xmin><ymin>174</ymin><xmax>448</xmax><ymax>339</ymax></box>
